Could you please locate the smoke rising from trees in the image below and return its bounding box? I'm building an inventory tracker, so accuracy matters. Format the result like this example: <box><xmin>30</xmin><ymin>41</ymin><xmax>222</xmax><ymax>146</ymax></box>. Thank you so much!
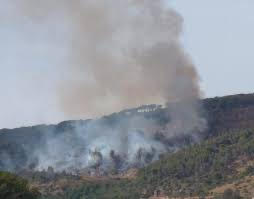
<box><xmin>0</xmin><ymin>0</ymin><xmax>207</xmax><ymax>172</ymax></box>
<box><xmin>5</xmin><ymin>0</ymin><xmax>202</xmax><ymax>117</ymax></box>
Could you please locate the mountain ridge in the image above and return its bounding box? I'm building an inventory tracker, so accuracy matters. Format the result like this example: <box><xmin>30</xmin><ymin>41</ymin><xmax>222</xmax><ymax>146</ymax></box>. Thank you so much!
<box><xmin>1</xmin><ymin>93</ymin><xmax>254</xmax><ymax>174</ymax></box>
<box><xmin>1</xmin><ymin>93</ymin><xmax>254</xmax><ymax>198</ymax></box>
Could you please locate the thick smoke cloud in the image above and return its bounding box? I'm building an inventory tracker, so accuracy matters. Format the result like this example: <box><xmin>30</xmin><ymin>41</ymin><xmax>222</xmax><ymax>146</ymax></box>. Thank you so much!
<box><xmin>7</xmin><ymin>0</ymin><xmax>201</xmax><ymax>117</ymax></box>
<box><xmin>1</xmin><ymin>0</ymin><xmax>207</xmax><ymax>173</ymax></box>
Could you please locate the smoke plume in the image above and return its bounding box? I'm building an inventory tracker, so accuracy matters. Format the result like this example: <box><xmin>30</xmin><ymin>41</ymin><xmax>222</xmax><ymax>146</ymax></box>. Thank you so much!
<box><xmin>6</xmin><ymin>0</ymin><xmax>201</xmax><ymax>117</ymax></box>
<box><xmin>1</xmin><ymin>0</ymin><xmax>207</xmax><ymax>173</ymax></box>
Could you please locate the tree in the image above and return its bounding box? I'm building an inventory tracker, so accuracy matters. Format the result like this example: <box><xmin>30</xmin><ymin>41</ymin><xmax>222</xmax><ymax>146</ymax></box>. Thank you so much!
<box><xmin>222</xmin><ymin>189</ymin><xmax>241</xmax><ymax>199</ymax></box>
<box><xmin>0</xmin><ymin>171</ymin><xmax>39</xmax><ymax>199</ymax></box>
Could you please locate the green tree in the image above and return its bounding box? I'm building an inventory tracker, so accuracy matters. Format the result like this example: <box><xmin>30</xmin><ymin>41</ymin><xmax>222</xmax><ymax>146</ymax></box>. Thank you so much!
<box><xmin>0</xmin><ymin>171</ymin><xmax>39</xmax><ymax>199</ymax></box>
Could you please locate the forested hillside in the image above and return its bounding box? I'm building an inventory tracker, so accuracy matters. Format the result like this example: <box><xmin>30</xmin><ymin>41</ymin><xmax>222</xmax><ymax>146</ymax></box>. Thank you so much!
<box><xmin>203</xmin><ymin>94</ymin><xmax>254</xmax><ymax>137</ymax></box>
<box><xmin>1</xmin><ymin>94</ymin><xmax>254</xmax><ymax>173</ymax></box>
<box><xmin>1</xmin><ymin>93</ymin><xmax>254</xmax><ymax>199</ymax></box>
<box><xmin>35</xmin><ymin>128</ymin><xmax>254</xmax><ymax>199</ymax></box>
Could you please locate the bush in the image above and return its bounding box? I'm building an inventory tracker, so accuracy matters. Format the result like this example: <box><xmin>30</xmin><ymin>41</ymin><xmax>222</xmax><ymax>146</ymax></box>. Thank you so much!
<box><xmin>221</xmin><ymin>189</ymin><xmax>241</xmax><ymax>199</ymax></box>
<box><xmin>0</xmin><ymin>171</ymin><xmax>39</xmax><ymax>199</ymax></box>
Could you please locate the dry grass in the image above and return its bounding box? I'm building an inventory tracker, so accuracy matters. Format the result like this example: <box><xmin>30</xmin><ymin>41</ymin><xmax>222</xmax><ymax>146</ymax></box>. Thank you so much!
<box><xmin>210</xmin><ymin>175</ymin><xmax>254</xmax><ymax>198</ymax></box>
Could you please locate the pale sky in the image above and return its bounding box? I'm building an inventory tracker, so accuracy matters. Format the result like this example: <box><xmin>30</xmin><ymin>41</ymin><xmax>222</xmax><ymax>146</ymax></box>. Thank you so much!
<box><xmin>0</xmin><ymin>0</ymin><xmax>254</xmax><ymax>129</ymax></box>
<box><xmin>171</xmin><ymin>0</ymin><xmax>254</xmax><ymax>97</ymax></box>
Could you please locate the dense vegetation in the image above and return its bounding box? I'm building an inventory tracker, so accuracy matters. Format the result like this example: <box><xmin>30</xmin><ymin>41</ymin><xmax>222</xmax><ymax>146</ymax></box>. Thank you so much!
<box><xmin>36</xmin><ymin>128</ymin><xmax>254</xmax><ymax>199</ymax></box>
<box><xmin>2</xmin><ymin>131</ymin><xmax>254</xmax><ymax>198</ymax></box>
<box><xmin>1</xmin><ymin>93</ymin><xmax>254</xmax><ymax>173</ymax></box>
<box><xmin>1</xmin><ymin>93</ymin><xmax>254</xmax><ymax>198</ymax></box>
<box><xmin>138</xmin><ymin>129</ymin><xmax>254</xmax><ymax>197</ymax></box>
<box><xmin>0</xmin><ymin>171</ymin><xmax>39</xmax><ymax>199</ymax></box>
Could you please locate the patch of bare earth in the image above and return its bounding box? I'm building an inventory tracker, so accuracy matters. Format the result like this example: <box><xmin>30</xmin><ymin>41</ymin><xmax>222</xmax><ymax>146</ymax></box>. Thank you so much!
<box><xmin>31</xmin><ymin>168</ymin><xmax>138</xmax><ymax>196</ymax></box>
<box><xmin>210</xmin><ymin>175</ymin><xmax>254</xmax><ymax>198</ymax></box>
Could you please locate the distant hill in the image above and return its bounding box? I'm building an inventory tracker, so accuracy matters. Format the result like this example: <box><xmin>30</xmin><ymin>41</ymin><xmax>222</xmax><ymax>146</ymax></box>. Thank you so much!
<box><xmin>202</xmin><ymin>93</ymin><xmax>254</xmax><ymax>137</ymax></box>
<box><xmin>1</xmin><ymin>93</ymin><xmax>254</xmax><ymax>198</ymax></box>
<box><xmin>1</xmin><ymin>93</ymin><xmax>254</xmax><ymax>173</ymax></box>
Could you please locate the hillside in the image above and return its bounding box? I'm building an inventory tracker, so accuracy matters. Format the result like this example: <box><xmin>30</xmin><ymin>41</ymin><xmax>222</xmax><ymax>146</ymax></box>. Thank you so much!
<box><xmin>203</xmin><ymin>94</ymin><xmax>254</xmax><ymax>137</ymax></box>
<box><xmin>30</xmin><ymin>128</ymin><xmax>254</xmax><ymax>199</ymax></box>
<box><xmin>137</xmin><ymin>128</ymin><xmax>254</xmax><ymax>198</ymax></box>
<box><xmin>1</xmin><ymin>94</ymin><xmax>254</xmax><ymax>173</ymax></box>
<box><xmin>1</xmin><ymin>93</ymin><xmax>254</xmax><ymax>198</ymax></box>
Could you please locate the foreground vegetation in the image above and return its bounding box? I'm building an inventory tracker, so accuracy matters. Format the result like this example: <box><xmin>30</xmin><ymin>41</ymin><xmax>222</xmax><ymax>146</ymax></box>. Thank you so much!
<box><xmin>0</xmin><ymin>171</ymin><xmax>39</xmax><ymax>199</ymax></box>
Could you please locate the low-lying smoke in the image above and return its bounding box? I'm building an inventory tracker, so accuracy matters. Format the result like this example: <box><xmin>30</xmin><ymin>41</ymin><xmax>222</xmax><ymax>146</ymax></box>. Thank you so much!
<box><xmin>27</xmin><ymin>108</ymin><xmax>204</xmax><ymax>173</ymax></box>
<box><xmin>1</xmin><ymin>0</ymin><xmax>207</xmax><ymax>173</ymax></box>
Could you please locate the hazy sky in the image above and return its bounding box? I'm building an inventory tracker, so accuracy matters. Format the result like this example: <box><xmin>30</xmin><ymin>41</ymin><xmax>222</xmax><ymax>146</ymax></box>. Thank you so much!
<box><xmin>0</xmin><ymin>0</ymin><xmax>254</xmax><ymax>129</ymax></box>
<box><xmin>171</xmin><ymin>0</ymin><xmax>254</xmax><ymax>97</ymax></box>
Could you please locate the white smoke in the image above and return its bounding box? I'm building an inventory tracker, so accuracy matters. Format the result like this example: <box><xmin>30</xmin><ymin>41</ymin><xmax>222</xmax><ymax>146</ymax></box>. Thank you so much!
<box><xmin>1</xmin><ymin>0</ymin><xmax>207</xmax><ymax>173</ymax></box>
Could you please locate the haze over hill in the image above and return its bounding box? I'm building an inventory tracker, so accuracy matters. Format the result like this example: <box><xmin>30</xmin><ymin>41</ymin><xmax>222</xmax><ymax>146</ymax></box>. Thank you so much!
<box><xmin>1</xmin><ymin>94</ymin><xmax>254</xmax><ymax>176</ymax></box>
